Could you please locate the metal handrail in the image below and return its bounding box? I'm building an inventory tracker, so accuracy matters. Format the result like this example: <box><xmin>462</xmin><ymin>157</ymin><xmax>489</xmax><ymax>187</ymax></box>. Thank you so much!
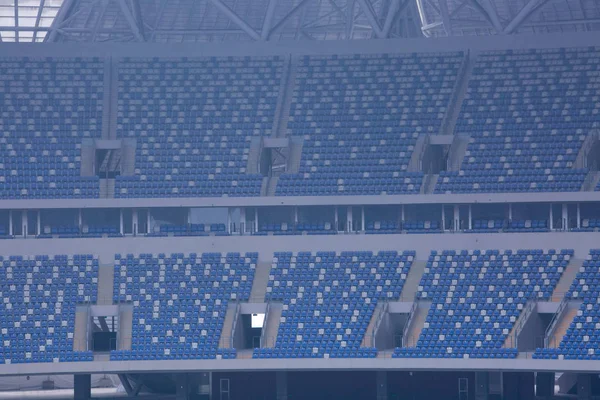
<box><xmin>372</xmin><ymin>302</ymin><xmax>389</xmax><ymax>349</ymax></box>
<box><xmin>402</xmin><ymin>300</ymin><xmax>419</xmax><ymax>347</ymax></box>
<box><xmin>545</xmin><ymin>296</ymin><xmax>569</xmax><ymax>347</ymax></box>
<box><xmin>229</xmin><ymin>303</ymin><xmax>241</xmax><ymax>349</ymax></box>
<box><xmin>259</xmin><ymin>302</ymin><xmax>271</xmax><ymax>348</ymax></box>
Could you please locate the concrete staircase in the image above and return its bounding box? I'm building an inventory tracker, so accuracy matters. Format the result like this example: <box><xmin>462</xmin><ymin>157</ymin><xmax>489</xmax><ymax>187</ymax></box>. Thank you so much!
<box><xmin>262</xmin><ymin>303</ymin><xmax>283</xmax><ymax>348</ymax></box>
<box><xmin>362</xmin><ymin>303</ymin><xmax>385</xmax><ymax>347</ymax></box>
<box><xmin>551</xmin><ymin>258</ymin><xmax>583</xmax><ymax>302</ymax></box>
<box><xmin>403</xmin><ymin>300</ymin><xmax>431</xmax><ymax>347</ymax></box>
<box><xmin>287</xmin><ymin>137</ymin><xmax>304</xmax><ymax>173</ymax></box>
<box><xmin>99</xmin><ymin>179</ymin><xmax>115</xmax><ymax>199</ymax></box>
<box><xmin>218</xmin><ymin>303</ymin><xmax>238</xmax><ymax>349</ymax></box>
<box><xmin>102</xmin><ymin>58</ymin><xmax>113</xmax><ymax>140</ymax></box>
<box><xmin>581</xmin><ymin>170</ymin><xmax>600</xmax><ymax>191</ymax></box>
<box><xmin>250</xmin><ymin>261</ymin><xmax>272</xmax><ymax>302</ymax></box>
<box><xmin>121</xmin><ymin>138</ymin><xmax>137</xmax><ymax>176</ymax></box>
<box><xmin>438</xmin><ymin>52</ymin><xmax>474</xmax><ymax>137</ymax></box>
<box><xmin>80</xmin><ymin>139</ymin><xmax>96</xmax><ymax>177</ymax></box>
<box><xmin>247</xmin><ymin>137</ymin><xmax>263</xmax><ymax>174</ymax></box>
<box><xmin>73</xmin><ymin>305</ymin><xmax>89</xmax><ymax>351</ymax></box>
<box><xmin>266</xmin><ymin>176</ymin><xmax>279</xmax><ymax>196</ymax></box>
<box><xmin>547</xmin><ymin>307</ymin><xmax>579</xmax><ymax>348</ymax></box>
<box><xmin>107</xmin><ymin>57</ymin><xmax>119</xmax><ymax>140</ymax></box>
<box><xmin>401</xmin><ymin>260</ymin><xmax>426</xmax><ymax>301</ymax></box>
<box><xmin>272</xmin><ymin>56</ymin><xmax>298</xmax><ymax>138</ymax></box>
<box><xmin>408</xmin><ymin>134</ymin><xmax>429</xmax><ymax>172</ymax></box>
<box><xmin>118</xmin><ymin>304</ymin><xmax>133</xmax><ymax>351</ymax></box>
<box><xmin>97</xmin><ymin>263</ymin><xmax>115</xmax><ymax>305</ymax></box>
<box><xmin>420</xmin><ymin>174</ymin><xmax>439</xmax><ymax>194</ymax></box>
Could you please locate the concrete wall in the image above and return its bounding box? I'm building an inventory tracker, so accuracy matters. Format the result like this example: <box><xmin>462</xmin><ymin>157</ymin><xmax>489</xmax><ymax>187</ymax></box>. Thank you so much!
<box><xmin>1</xmin><ymin>231</ymin><xmax>598</xmax><ymax>264</ymax></box>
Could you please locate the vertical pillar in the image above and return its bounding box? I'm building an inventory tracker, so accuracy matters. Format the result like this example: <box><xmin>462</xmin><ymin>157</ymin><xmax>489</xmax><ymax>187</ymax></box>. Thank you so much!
<box><xmin>376</xmin><ymin>371</ymin><xmax>387</xmax><ymax>400</ymax></box>
<box><xmin>119</xmin><ymin>209</ymin><xmax>124</xmax><ymax>235</ymax></box>
<box><xmin>347</xmin><ymin>206</ymin><xmax>353</xmax><ymax>232</ymax></box>
<box><xmin>334</xmin><ymin>206</ymin><xmax>338</xmax><ymax>231</ymax></box>
<box><xmin>37</xmin><ymin>211</ymin><xmax>41</xmax><ymax>236</ymax></box>
<box><xmin>240</xmin><ymin>208</ymin><xmax>246</xmax><ymax>234</ymax></box>
<box><xmin>227</xmin><ymin>208</ymin><xmax>232</xmax><ymax>234</ymax></box>
<box><xmin>441</xmin><ymin>205</ymin><xmax>446</xmax><ymax>231</ymax></box>
<box><xmin>147</xmin><ymin>211</ymin><xmax>151</xmax><ymax>234</ymax></box>
<box><xmin>535</xmin><ymin>372</ymin><xmax>554</xmax><ymax>400</ymax></box>
<box><xmin>361</xmin><ymin>206</ymin><xmax>365</xmax><ymax>232</ymax></box>
<box><xmin>549</xmin><ymin>205</ymin><xmax>554</xmax><ymax>230</ymax></box>
<box><xmin>453</xmin><ymin>205</ymin><xmax>459</xmax><ymax>231</ymax></box>
<box><xmin>562</xmin><ymin>203</ymin><xmax>568</xmax><ymax>231</ymax></box>
<box><xmin>577</xmin><ymin>374</ymin><xmax>591</xmax><ymax>400</ymax></box>
<box><xmin>468</xmin><ymin>205</ymin><xmax>472</xmax><ymax>231</ymax></box>
<box><xmin>78</xmin><ymin>209</ymin><xmax>83</xmax><ymax>228</ymax></box>
<box><xmin>132</xmin><ymin>210</ymin><xmax>138</xmax><ymax>235</ymax></box>
<box><xmin>74</xmin><ymin>374</ymin><xmax>91</xmax><ymax>400</ymax></box>
<box><xmin>175</xmin><ymin>374</ymin><xmax>190</xmax><ymax>400</ymax></box>
<box><xmin>255</xmin><ymin>208</ymin><xmax>259</xmax><ymax>233</ymax></box>
<box><xmin>276</xmin><ymin>371</ymin><xmax>287</xmax><ymax>400</ymax></box>
<box><xmin>577</xmin><ymin>203</ymin><xmax>581</xmax><ymax>228</ymax></box>
<box><xmin>294</xmin><ymin>207</ymin><xmax>298</xmax><ymax>225</ymax></box>
<box><xmin>22</xmin><ymin>211</ymin><xmax>27</xmax><ymax>237</ymax></box>
<box><xmin>508</xmin><ymin>203</ymin><xmax>513</xmax><ymax>221</ymax></box>
<box><xmin>8</xmin><ymin>210</ymin><xmax>12</xmax><ymax>236</ymax></box>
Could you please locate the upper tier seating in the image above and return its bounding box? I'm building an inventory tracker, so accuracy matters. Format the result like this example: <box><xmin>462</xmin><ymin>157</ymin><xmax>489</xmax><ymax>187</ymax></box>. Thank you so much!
<box><xmin>254</xmin><ymin>250</ymin><xmax>414</xmax><ymax>358</ymax></box>
<box><xmin>0</xmin><ymin>58</ymin><xmax>102</xmax><ymax>199</ymax></box>
<box><xmin>437</xmin><ymin>48</ymin><xmax>599</xmax><ymax>194</ymax></box>
<box><xmin>394</xmin><ymin>249</ymin><xmax>571</xmax><ymax>359</ymax></box>
<box><xmin>0</xmin><ymin>254</ymin><xmax>97</xmax><ymax>364</ymax></box>
<box><xmin>276</xmin><ymin>52</ymin><xmax>464</xmax><ymax>196</ymax></box>
<box><xmin>115</xmin><ymin>57</ymin><xmax>283</xmax><ymax>198</ymax></box>
<box><xmin>536</xmin><ymin>250</ymin><xmax>600</xmax><ymax>360</ymax></box>
<box><xmin>111</xmin><ymin>252</ymin><xmax>256</xmax><ymax>361</ymax></box>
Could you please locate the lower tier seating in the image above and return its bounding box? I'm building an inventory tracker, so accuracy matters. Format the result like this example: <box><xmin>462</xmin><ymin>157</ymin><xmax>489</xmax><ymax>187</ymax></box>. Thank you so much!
<box><xmin>535</xmin><ymin>249</ymin><xmax>600</xmax><ymax>360</ymax></box>
<box><xmin>394</xmin><ymin>249</ymin><xmax>571</xmax><ymax>359</ymax></box>
<box><xmin>0</xmin><ymin>254</ymin><xmax>97</xmax><ymax>364</ymax></box>
<box><xmin>254</xmin><ymin>250</ymin><xmax>414</xmax><ymax>358</ymax></box>
<box><xmin>111</xmin><ymin>252</ymin><xmax>256</xmax><ymax>361</ymax></box>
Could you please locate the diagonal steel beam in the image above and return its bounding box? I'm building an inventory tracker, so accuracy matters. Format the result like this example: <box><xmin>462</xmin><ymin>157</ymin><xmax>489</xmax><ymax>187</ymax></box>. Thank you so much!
<box><xmin>46</xmin><ymin>0</ymin><xmax>78</xmax><ymax>42</ymax></box>
<box><xmin>261</xmin><ymin>0</ymin><xmax>278</xmax><ymax>40</ymax></box>
<box><xmin>130</xmin><ymin>0</ymin><xmax>146</xmax><ymax>40</ymax></box>
<box><xmin>503</xmin><ymin>0</ymin><xmax>551</xmax><ymax>34</ymax></box>
<box><xmin>207</xmin><ymin>0</ymin><xmax>261</xmax><ymax>40</ymax></box>
<box><xmin>356</xmin><ymin>0</ymin><xmax>384</xmax><ymax>37</ymax></box>
<box><xmin>437</xmin><ymin>0</ymin><xmax>451</xmax><ymax>35</ymax></box>
<box><xmin>268</xmin><ymin>0</ymin><xmax>312</xmax><ymax>39</ymax></box>
<box><xmin>382</xmin><ymin>0</ymin><xmax>410</xmax><ymax>37</ymax></box>
<box><xmin>468</xmin><ymin>0</ymin><xmax>502</xmax><ymax>33</ymax></box>
<box><xmin>118</xmin><ymin>0</ymin><xmax>144</xmax><ymax>41</ymax></box>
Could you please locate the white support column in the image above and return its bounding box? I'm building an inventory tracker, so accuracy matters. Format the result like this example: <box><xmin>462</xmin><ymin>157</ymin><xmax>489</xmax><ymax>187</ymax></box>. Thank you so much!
<box><xmin>8</xmin><ymin>210</ymin><xmax>12</xmax><ymax>236</ymax></box>
<box><xmin>37</xmin><ymin>211</ymin><xmax>41</xmax><ymax>236</ymax></box>
<box><xmin>22</xmin><ymin>211</ymin><xmax>27</xmax><ymax>237</ymax></box>
<box><xmin>468</xmin><ymin>205</ymin><xmax>472</xmax><ymax>230</ymax></box>
<box><xmin>227</xmin><ymin>208</ymin><xmax>232</xmax><ymax>234</ymax></box>
<box><xmin>120</xmin><ymin>209</ymin><xmax>124</xmax><ymax>235</ymax></box>
<box><xmin>401</xmin><ymin>204</ymin><xmax>405</xmax><ymax>229</ymax></box>
<box><xmin>240</xmin><ymin>208</ymin><xmax>247</xmax><ymax>234</ymax></box>
<box><xmin>147</xmin><ymin>211</ymin><xmax>151</xmax><ymax>235</ymax></box>
<box><xmin>294</xmin><ymin>207</ymin><xmax>299</xmax><ymax>225</ymax></box>
<box><xmin>347</xmin><ymin>206</ymin><xmax>353</xmax><ymax>232</ymax></box>
<box><xmin>254</xmin><ymin>208</ymin><xmax>259</xmax><ymax>233</ymax></box>
<box><xmin>441</xmin><ymin>205</ymin><xmax>446</xmax><ymax>231</ymax></box>
<box><xmin>562</xmin><ymin>204</ymin><xmax>568</xmax><ymax>231</ymax></box>
<box><xmin>334</xmin><ymin>206</ymin><xmax>339</xmax><ymax>231</ymax></box>
<box><xmin>508</xmin><ymin>204</ymin><xmax>513</xmax><ymax>221</ymax></box>
<box><xmin>549</xmin><ymin>205</ymin><xmax>553</xmax><ymax>231</ymax></box>
<box><xmin>78</xmin><ymin>209</ymin><xmax>83</xmax><ymax>229</ymax></box>
<box><xmin>132</xmin><ymin>210</ymin><xmax>138</xmax><ymax>235</ymax></box>
<box><xmin>577</xmin><ymin>203</ymin><xmax>581</xmax><ymax>229</ymax></box>
<box><xmin>361</xmin><ymin>206</ymin><xmax>365</xmax><ymax>232</ymax></box>
<box><xmin>453</xmin><ymin>205</ymin><xmax>459</xmax><ymax>231</ymax></box>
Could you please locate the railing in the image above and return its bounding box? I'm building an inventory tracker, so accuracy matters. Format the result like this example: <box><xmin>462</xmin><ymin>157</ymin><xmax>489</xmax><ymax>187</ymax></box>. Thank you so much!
<box><xmin>438</xmin><ymin>50</ymin><xmax>470</xmax><ymax>137</ymax></box>
<box><xmin>512</xmin><ymin>300</ymin><xmax>537</xmax><ymax>348</ymax></box>
<box><xmin>229</xmin><ymin>303</ymin><xmax>242</xmax><ymax>349</ymax></box>
<box><xmin>545</xmin><ymin>296</ymin><xmax>570</xmax><ymax>348</ymax></box>
<box><xmin>372</xmin><ymin>302</ymin><xmax>389</xmax><ymax>349</ymax></box>
<box><xmin>260</xmin><ymin>302</ymin><xmax>272</xmax><ymax>348</ymax></box>
<box><xmin>402</xmin><ymin>301</ymin><xmax>418</xmax><ymax>347</ymax></box>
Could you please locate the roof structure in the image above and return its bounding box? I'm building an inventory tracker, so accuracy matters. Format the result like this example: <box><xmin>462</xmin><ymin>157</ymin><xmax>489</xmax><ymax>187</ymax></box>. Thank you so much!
<box><xmin>0</xmin><ymin>0</ymin><xmax>598</xmax><ymax>43</ymax></box>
